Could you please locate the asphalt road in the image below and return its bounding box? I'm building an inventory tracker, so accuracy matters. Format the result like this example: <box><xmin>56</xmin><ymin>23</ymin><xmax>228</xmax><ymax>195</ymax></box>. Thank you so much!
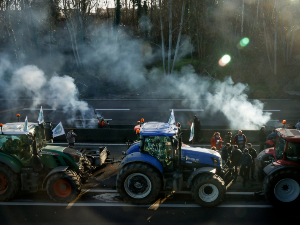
<box><xmin>1</xmin><ymin>99</ymin><xmax>300</xmax><ymax>128</ymax></box>
<box><xmin>0</xmin><ymin>144</ymin><xmax>295</xmax><ymax>225</ymax></box>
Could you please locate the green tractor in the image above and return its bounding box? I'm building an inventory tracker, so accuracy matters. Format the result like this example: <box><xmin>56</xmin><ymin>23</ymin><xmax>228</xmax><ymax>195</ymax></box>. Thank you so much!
<box><xmin>0</xmin><ymin>122</ymin><xmax>92</xmax><ymax>203</ymax></box>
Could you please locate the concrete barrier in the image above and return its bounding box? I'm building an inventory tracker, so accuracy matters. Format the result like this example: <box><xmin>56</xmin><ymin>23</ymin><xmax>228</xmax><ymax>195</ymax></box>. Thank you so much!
<box><xmin>53</xmin><ymin>128</ymin><xmax>272</xmax><ymax>145</ymax></box>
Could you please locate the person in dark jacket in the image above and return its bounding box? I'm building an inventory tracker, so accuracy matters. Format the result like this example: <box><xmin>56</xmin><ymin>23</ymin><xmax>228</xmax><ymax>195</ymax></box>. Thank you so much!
<box><xmin>267</xmin><ymin>130</ymin><xmax>277</xmax><ymax>141</ymax></box>
<box><xmin>258</xmin><ymin>126</ymin><xmax>267</xmax><ymax>152</ymax></box>
<box><xmin>239</xmin><ymin>149</ymin><xmax>252</xmax><ymax>187</ymax></box>
<box><xmin>221</xmin><ymin>143</ymin><xmax>231</xmax><ymax>164</ymax></box>
<box><xmin>193</xmin><ymin>115</ymin><xmax>202</xmax><ymax>143</ymax></box>
<box><xmin>230</xmin><ymin>145</ymin><xmax>242</xmax><ymax>181</ymax></box>
<box><xmin>233</xmin><ymin>130</ymin><xmax>247</xmax><ymax>150</ymax></box>
<box><xmin>246</xmin><ymin>143</ymin><xmax>257</xmax><ymax>180</ymax></box>
<box><xmin>67</xmin><ymin>130</ymin><xmax>77</xmax><ymax>147</ymax></box>
<box><xmin>223</xmin><ymin>132</ymin><xmax>233</xmax><ymax>152</ymax></box>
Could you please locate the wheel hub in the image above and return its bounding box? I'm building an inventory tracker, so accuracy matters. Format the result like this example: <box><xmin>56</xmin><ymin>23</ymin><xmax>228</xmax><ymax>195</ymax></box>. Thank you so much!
<box><xmin>274</xmin><ymin>178</ymin><xmax>300</xmax><ymax>202</ymax></box>
<box><xmin>134</xmin><ymin>182</ymin><xmax>142</xmax><ymax>189</ymax></box>
<box><xmin>53</xmin><ymin>180</ymin><xmax>72</xmax><ymax>197</ymax></box>
<box><xmin>198</xmin><ymin>184</ymin><xmax>219</xmax><ymax>203</ymax></box>
<box><xmin>124</xmin><ymin>173</ymin><xmax>152</xmax><ymax>199</ymax></box>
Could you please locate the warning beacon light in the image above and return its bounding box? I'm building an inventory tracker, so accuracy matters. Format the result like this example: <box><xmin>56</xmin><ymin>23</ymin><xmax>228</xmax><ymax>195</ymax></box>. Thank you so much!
<box><xmin>282</xmin><ymin>120</ymin><xmax>286</xmax><ymax>124</ymax></box>
<box><xmin>17</xmin><ymin>114</ymin><xmax>20</xmax><ymax>122</ymax></box>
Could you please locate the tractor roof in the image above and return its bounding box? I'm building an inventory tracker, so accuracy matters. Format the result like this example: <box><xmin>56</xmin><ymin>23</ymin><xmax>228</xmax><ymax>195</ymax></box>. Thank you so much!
<box><xmin>1</xmin><ymin>122</ymin><xmax>38</xmax><ymax>135</ymax></box>
<box><xmin>276</xmin><ymin>128</ymin><xmax>300</xmax><ymax>142</ymax></box>
<box><xmin>140</xmin><ymin>122</ymin><xmax>178</xmax><ymax>136</ymax></box>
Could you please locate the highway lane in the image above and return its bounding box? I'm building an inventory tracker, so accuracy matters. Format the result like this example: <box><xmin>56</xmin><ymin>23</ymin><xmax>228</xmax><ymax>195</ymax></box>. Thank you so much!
<box><xmin>0</xmin><ymin>99</ymin><xmax>299</xmax><ymax>128</ymax></box>
<box><xmin>0</xmin><ymin>190</ymin><xmax>296</xmax><ymax>225</ymax></box>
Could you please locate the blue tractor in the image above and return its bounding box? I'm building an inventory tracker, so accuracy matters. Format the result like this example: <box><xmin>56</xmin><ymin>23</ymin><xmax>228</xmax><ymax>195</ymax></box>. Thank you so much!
<box><xmin>116</xmin><ymin>122</ymin><xmax>226</xmax><ymax>207</ymax></box>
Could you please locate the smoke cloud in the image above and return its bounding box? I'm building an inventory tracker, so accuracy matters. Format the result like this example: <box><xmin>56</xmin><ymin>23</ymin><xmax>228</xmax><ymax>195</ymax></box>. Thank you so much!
<box><xmin>0</xmin><ymin>15</ymin><xmax>271</xmax><ymax>129</ymax></box>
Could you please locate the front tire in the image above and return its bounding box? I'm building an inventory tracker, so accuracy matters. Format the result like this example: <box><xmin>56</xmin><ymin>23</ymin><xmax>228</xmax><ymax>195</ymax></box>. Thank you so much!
<box><xmin>263</xmin><ymin>169</ymin><xmax>300</xmax><ymax>207</ymax></box>
<box><xmin>191</xmin><ymin>174</ymin><xmax>225</xmax><ymax>207</ymax></box>
<box><xmin>0</xmin><ymin>163</ymin><xmax>20</xmax><ymax>201</ymax></box>
<box><xmin>117</xmin><ymin>163</ymin><xmax>161</xmax><ymax>205</ymax></box>
<box><xmin>46</xmin><ymin>170</ymin><xmax>82</xmax><ymax>203</ymax></box>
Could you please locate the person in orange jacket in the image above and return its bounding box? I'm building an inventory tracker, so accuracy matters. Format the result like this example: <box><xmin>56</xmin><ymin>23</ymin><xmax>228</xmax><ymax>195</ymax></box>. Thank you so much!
<box><xmin>211</xmin><ymin>132</ymin><xmax>223</xmax><ymax>150</ymax></box>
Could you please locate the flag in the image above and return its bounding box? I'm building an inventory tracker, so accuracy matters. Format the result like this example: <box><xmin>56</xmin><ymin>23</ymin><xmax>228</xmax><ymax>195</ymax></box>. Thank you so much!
<box><xmin>23</xmin><ymin>116</ymin><xmax>28</xmax><ymax>133</ymax></box>
<box><xmin>38</xmin><ymin>106</ymin><xmax>44</xmax><ymax>124</ymax></box>
<box><xmin>168</xmin><ymin>109</ymin><xmax>175</xmax><ymax>125</ymax></box>
<box><xmin>52</xmin><ymin>122</ymin><xmax>65</xmax><ymax>137</ymax></box>
<box><xmin>189</xmin><ymin>122</ymin><xmax>194</xmax><ymax>142</ymax></box>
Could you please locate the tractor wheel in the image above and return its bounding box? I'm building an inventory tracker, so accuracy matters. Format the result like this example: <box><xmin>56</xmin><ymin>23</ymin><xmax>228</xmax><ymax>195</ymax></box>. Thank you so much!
<box><xmin>117</xmin><ymin>163</ymin><xmax>161</xmax><ymax>205</ymax></box>
<box><xmin>0</xmin><ymin>163</ymin><xmax>20</xmax><ymax>201</ymax></box>
<box><xmin>46</xmin><ymin>170</ymin><xmax>82</xmax><ymax>203</ymax></box>
<box><xmin>263</xmin><ymin>169</ymin><xmax>300</xmax><ymax>207</ymax></box>
<box><xmin>191</xmin><ymin>174</ymin><xmax>225</xmax><ymax>207</ymax></box>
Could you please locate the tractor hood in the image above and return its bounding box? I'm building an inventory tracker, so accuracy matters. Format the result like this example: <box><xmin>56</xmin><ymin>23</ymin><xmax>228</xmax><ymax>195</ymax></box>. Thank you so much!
<box><xmin>40</xmin><ymin>145</ymin><xmax>83</xmax><ymax>163</ymax></box>
<box><xmin>181</xmin><ymin>146</ymin><xmax>222</xmax><ymax>168</ymax></box>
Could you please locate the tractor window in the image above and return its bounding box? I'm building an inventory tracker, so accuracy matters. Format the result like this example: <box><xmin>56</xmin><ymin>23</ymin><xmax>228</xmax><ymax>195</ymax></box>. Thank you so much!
<box><xmin>286</xmin><ymin>142</ymin><xmax>300</xmax><ymax>163</ymax></box>
<box><xmin>275</xmin><ymin>137</ymin><xmax>286</xmax><ymax>160</ymax></box>
<box><xmin>0</xmin><ymin>135</ymin><xmax>32</xmax><ymax>165</ymax></box>
<box><xmin>143</xmin><ymin>136</ymin><xmax>173</xmax><ymax>170</ymax></box>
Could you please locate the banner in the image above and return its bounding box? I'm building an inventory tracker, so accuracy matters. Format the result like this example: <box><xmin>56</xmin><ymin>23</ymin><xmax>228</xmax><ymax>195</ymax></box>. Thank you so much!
<box><xmin>52</xmin><ymin>122</ymin><xmax>65</xmax><ymax>137</ymax></box>
<box><xmin>38</xmin><ymin>106</ymin><xmax>44</xmax><ymax>124</ymax></box>
<box><xmin>189</xmin><ymin>122</ymin><xmax>194</xmax><ymax>142</ymax></box>
<box><xmin>168</xmin><ymin>109</ymin><xmax>175</xmax><ymax>125</ymax></box>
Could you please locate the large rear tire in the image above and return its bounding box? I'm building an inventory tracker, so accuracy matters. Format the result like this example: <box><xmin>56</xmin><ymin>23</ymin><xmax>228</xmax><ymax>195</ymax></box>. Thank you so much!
<box><xmin>263</xmin><ymin>169</ymin><xmax>300</xmax><ymax>207</ymax></box>
<box><xmin>191</xmin><ymin>174</ymin><xmax>225</xmax><ymax>207</ymax></box>
<box><xmin>46</xmin><ymin>170</ymin><xmax>82</xmax><ymax>203</ymax></box>
<box><xmin>0</xmin><ymin>163</ymin><xmax>20</xmax><ymax>201</ymax></box>
<box><xmin>117</xmin><ymin>163</ymin><xmax>161</xmax><ymax>205</ymax></box>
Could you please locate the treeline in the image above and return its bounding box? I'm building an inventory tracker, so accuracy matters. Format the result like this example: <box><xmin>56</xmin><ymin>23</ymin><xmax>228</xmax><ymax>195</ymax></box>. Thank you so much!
<box><xmin>1</xmin><ymin>0</ymin><xmax>300</xmax><ymax>91</ymax></box>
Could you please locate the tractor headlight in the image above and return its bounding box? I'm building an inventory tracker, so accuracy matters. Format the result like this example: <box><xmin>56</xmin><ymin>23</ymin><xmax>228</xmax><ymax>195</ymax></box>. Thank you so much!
<box><xmin>211</xmin><ymin>157</ymin><xmax>219</xmax><ymax>166</ymax></box>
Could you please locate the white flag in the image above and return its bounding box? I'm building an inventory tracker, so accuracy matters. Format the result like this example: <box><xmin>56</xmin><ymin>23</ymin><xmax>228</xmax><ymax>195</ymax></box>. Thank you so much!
<box><xmin>168</xmin><ymin>109</ymin><xmax>175</xmax><ymax>125</ymax></box>
<box><xmin>189</xmin><ymin>122</ymin><xmax>194</xmax><ymax>142</ymax></box>
<box><xmin>52</xmin><ymin>122</ymin><xmax>65</xmax><ymax>138</ymax></box>
<box><xmin>23</xmin><ymin>116</ymin><xmax>28</xmax><ymax>133</ymax></box>
<box><xmin>38</xmin><ymin>106</ymin><xmax>44</xmax><ymax>124</ymax></box>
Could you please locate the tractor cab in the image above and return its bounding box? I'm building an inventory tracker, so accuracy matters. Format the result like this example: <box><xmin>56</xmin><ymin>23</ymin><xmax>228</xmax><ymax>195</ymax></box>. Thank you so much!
<box><xmin>273</xmin><ymin>128</ymin><xmax>300</xmax><ymax>165</ymax></box>
<box><xmin>0</xmin><ymin>123</ymin><xmax>44</xmax><ymax>166</ymax></box>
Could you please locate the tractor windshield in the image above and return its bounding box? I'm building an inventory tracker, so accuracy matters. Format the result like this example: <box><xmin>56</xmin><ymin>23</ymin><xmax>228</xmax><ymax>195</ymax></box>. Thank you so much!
<box><xmin>0</xmin><ymin>135</ymin><xmax>33</xmax><ymax>165</ymax></box>
<box><xmin>143</xmin><ymin>136</ymin><xmax>173</xmax><ymax>170</ymax></box>
<box><xmin>275</xmin><ymin>137</ymin><xmax>286</xmax><ymax>160</ymax></box>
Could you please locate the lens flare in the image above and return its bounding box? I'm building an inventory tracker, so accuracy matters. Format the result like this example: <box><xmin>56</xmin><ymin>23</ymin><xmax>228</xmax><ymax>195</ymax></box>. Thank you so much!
<box><xmin>240</xmin><ymin>38</ymin><xmax>250</xmax><ymax>47</ymax></box>
<box><xmin>219</xmin><ymin>54</ymin><xmax>231</xmax><ymax>66</ymax></box>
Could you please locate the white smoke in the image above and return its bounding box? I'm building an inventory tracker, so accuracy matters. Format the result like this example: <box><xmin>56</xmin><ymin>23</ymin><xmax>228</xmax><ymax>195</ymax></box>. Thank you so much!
<box><xmin>0</xmin><ymin>22</ymin><xmax>271</xmax><ymax>130</ymax></box>
<box><xmin>154</xmin><ymin>65</ymin><xmax>271</xmax><ymax>129</ymax></box>
<box><xmin>1</xmin><ymin>62</ymin><xmax>95</xmax><ymax>127</ymax></box>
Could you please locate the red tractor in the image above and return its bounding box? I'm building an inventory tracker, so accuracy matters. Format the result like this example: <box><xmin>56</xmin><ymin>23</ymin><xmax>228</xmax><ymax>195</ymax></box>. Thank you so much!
<box><xmin>263</xmin><ymin>128</ymin><xmax>300</xmax><ymax>206</ymax></box>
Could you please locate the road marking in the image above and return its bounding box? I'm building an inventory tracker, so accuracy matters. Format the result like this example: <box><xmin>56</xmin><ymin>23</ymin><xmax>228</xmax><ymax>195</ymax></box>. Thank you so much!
<box><xmin>170</xmin><ymin>109</ymin><xmax>204</xmax><ymax>112</ymax></box>
<box><xmin>82</xmin><ymin>189</ymin><xmax>256</xmax><ymax>195</ymax></box>
<box><xmin>95</xmin><ymin>109</ymin><xmax>130</xmax><ymax>111</ymax></box>
<box><xmin>23</xmin><ymin>108</ymin><xmax>56</xmax><ymax>111</ymax></box>
<box><xmin>0</xmin><ymin>202</ymin><xmax>272</xmax><ymax>208</ymax></box>
<box><xmin>263</xmin><ymin>110</ymin><xmax>281</xmax><ymax>112</ymax></box>
<box><xmin>73</xmin><ymin>119</ymin><xmax>112</xmax><ymax>121</ymax></box>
